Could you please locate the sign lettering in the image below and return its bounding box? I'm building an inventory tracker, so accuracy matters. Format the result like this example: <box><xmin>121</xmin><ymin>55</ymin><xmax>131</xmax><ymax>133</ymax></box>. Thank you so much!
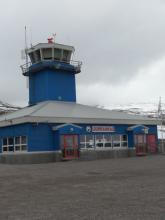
<box><xmin>92</xmin><ymin>126</ymin><xmax>115</xmax><ymax>132</ymax></box>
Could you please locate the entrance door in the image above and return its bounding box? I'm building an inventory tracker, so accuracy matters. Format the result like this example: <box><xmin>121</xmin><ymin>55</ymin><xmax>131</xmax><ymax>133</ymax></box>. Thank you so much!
<box><xmin>62</xmin><ymin>135</ymin><xmax>79</xmax><ymax>159</ymax></box>
<box><xmin>134</xmin><ymin>134</ymin><xmax>147</xmax><ymax>156</ymax></box>
<box><xmin>147</xmin><ymin>135</ymin><xmax>157</xmax><ymax>153</ymax></box>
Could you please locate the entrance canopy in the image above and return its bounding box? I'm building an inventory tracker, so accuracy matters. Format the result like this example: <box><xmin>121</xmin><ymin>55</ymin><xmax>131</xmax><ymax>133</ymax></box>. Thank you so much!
<box><xmin>52</xmin><ymin>123</ymin><xmax>82</xmax><ymax>134</ymax></box>
<box><xmin>127</xmin><ymin>125</ymin><xmax>149</xmax><ymax>134</ymax></box>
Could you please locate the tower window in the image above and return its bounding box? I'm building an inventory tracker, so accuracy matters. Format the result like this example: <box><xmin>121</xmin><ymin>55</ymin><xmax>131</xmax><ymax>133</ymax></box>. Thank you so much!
<box><xmin>54</xmin><ymin>48</ymin><xmax>61</xmax><ymax>60</ymax></box>
<box><xmin>42</xmin><ymin>48</ymin><xmax>52</xmax><ymax>60</ymax></box>
<box><xmin>63</xmin><ymin>50</ymin><xmax>69</xmax><ymax>62</ymax></box>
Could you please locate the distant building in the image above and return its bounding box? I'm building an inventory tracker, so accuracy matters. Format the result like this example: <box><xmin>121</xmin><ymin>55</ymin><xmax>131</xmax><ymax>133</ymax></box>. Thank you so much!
<box><xmin>0</xmin><ymin>40</ymin><xmax>159</xmax><ymax>163</ymax></box>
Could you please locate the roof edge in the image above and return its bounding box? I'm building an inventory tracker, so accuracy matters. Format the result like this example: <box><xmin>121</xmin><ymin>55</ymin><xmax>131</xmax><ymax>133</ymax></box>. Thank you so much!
<box><xmin>0</xmin><ymin>116</ymin><xmax>159</xmax><ymax>128</ymax></box>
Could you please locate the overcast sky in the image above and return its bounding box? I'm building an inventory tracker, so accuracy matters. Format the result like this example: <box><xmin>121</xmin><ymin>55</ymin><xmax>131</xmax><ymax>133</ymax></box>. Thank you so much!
<box><xmin>0</xmin><ymin>0</ymin><xmax>165</xmax><ymax>107</ymax></box>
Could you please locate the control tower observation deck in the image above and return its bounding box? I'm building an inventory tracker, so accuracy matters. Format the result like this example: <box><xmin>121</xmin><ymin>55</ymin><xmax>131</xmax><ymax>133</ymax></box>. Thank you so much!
<box><xmin>21</xmin><ymin>40</ymin><xmax>82</xmax><ymax>106</ymax></box>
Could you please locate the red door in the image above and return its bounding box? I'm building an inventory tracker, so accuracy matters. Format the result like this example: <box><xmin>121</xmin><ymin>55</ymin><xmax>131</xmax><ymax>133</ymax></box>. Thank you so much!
<box><xmin>147</xmin><ymin>135</ymin><xmax>157</xmax><ymax>153</ymax></box>
<box><xmin>62</xmin><ymin>135</ymin><xmax>79</xmax><ymax>159</ymax></box>
<box><xmin>134</xmin><ymin>134</ymin><xmax>147</xmax><ymax>156</ymax></box>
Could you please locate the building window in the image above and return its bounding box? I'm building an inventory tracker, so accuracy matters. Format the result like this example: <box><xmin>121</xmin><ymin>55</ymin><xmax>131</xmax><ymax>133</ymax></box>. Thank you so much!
<box><xmin>14</xmin><ymin>136</ymin><xmax>27</xmax><ymax>152</ymax></box>
<box><xmin>79</xmin><ymin>135</ymin><xmax>86</xmax><ymax>149</ymax></box>
<box><xmin>121</xmin><ymin>135</ymin><xmax>128</xmax><ymax>147</ymax></box>
<box><xmin>112</xmin><ymin>135</ymin><xmax>128</xmax><ymax>148</ymax></box>
<box><xmin>112</xmin><ymin>135</ymin><xmax>121</xmax><ymax>147</ymax></box>
<box><xmin>2</xmin><ymin>137</ymin><xmax>14</xmax><ymax>152</ymax></box>
<box><xmin>2</xmin><ymin>136</ymin><xmax>27</xmax><ymax>153</ymax></box>
<box><xmin>80</xmin><ymin>134</ymin><xmax>128</xmax><ymax>149</ymax></box>
<box><xmin>104</xmin><ymin>134</ymin><xmax>112</xmax><ymax>148</ymax></box>
<box><xmin>80</xmin><ymin>135</ymin><xmax>94</xmax><ymax>149</ymax></box>
<box><xmin>86</xmin><ymin>135</ymin><xmax>94</xmax><ymax>148</ymax></box>
<box><xmin>95</xmin><ymin>134</ymin><xmax>104</xmax><ymax>148</ymax></box>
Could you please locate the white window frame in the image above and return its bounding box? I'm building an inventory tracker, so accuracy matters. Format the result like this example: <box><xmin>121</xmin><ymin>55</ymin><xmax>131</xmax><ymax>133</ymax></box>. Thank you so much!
<box><xmin>80</xmin><ymin>135</ymin><xmax>95</xmax><ymax>150</ymax></box>
<box><xmin>2</xmin><ymin>136</ymin><xmax>28</xmax><ymax>153</ymax></box>
<box><xmin>112</xmin><ymin>135</ymin><xmax>128</xmax><ymax>148</ymax></box>
<box><xmin>95</xmin><ymin>134</ymin><xmax>105</xmax><ymax>149</ymax></box>
<box><xmin>112</xmin><ymin>135</ymin><xmax>121</xmax><ymax>148</ymax></box>
<box><xmin>2</xmin><ymin>137</ymin><xmax>14</xmax><ymax>153</ymax></box>
<box><xmin>103</xmin><ymin>134</ymin><xmax>113</xmax><ymax>148</ymax></box>
<box><xmin>121</xmin><ymin>135</ymin><xmax>128</xmax><ymax>148</ymax></box>
<box><xmin>80</xmin><ymin>134</ymin><xmax>128</xmax><ymax>150</ymax></box>
<box><xmin>14</xmin><ymin>136</ymin><xmax>27</xmax><ymax>152</ymax></box>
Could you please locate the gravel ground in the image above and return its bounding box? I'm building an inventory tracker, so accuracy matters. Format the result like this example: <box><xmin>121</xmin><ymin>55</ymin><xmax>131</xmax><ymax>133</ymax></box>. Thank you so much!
<box><xmin>0</xmin><ymin>155</ymin><xmax>165</xmax><ymax>220</ymax></box>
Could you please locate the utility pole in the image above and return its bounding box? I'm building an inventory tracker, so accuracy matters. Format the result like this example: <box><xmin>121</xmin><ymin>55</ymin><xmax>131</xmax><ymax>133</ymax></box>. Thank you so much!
<box><xmin>158</xmin><ymin>97</ymin><xmax>164</xmax><ymax>153</ymax></box>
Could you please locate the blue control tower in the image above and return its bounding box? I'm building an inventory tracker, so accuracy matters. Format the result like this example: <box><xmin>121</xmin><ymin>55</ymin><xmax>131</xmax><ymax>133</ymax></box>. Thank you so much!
<box><xmin>21</xmin><ymin>39</ymin><xmax>82</xmax><ymax>105</ymax></box>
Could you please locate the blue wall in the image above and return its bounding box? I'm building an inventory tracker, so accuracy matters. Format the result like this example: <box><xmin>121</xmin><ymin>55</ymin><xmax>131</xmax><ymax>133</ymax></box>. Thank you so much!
<box><xmin>73</xmin><ymin>124</ymin><xmax>158</xmax><ymax>149</ymax></box>
<box><xmin>29</xmin><ymin>69</ymin><xmax>76</xmax><ymax>105</ymax></box>
<box><xmin>0</xmin><ymin>123</ymin><xmax>158</xmax><ymax>153</ymax></box>
<box><xmin>0</xmin><ymin>123</ymin><xmax>59</xmax><ymax>153</ymax></box>
<box><xmin>0</xmin><ymin>124</ymin><xmax>30</xmax><ymax>153</ymax></box>
<box><xmin>54</xmin><ymin>123</ymin><xmax>158</xmax><ymax>149</ymax></box>
<box><xmin>28</xmin><ymin>123</ymin><xmax>57</xmax><ymax>151</ymax></box>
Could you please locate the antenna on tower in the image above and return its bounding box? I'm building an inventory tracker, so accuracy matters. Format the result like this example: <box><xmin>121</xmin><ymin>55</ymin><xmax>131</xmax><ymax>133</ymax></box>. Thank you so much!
<box><xmin>25</xmin><ymin>26</ymin><xmax>29</xmax><ymax>88</ymax></box>
<box><xmin>52</xmin><ymin>33</ymin><xmax>56</xmax><ymax>43</ymax></box>
<box><xmin>30</xmin><ymin>26</ymin><xmax>33</xmax><ymax>47</ymax></box>
<box><xmin>25</xmin><ymin>26</ymin><xmax>28</xmax><ymax>65</ymax></box>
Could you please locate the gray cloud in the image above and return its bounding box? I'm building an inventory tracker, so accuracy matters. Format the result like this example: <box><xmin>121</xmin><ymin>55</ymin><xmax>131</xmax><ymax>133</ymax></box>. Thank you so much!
<box><xmin>0</xmin><ymin>0</ymin><xmax>164</xmax><ymax>106</ymax></box>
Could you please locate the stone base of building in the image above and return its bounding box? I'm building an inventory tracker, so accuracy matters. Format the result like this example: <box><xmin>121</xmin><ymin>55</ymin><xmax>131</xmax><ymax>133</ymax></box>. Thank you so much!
<box><xmin>158</xmin><ymin>143</ymin><xmax>165</xmax><ymax>154</ymax></box>
<box><xmin>0</xmin><ymin>149</ymin><xmax>136</xmax><ymax>164</ymax></box>
<box><xmin>79</xmin><ymin>148</ymin><xmax>136</xmax><ymax>161</ymax></box>
<box><xmin>0</xmin><ymin>151</ymin><xmax>62</xmax><ymax>164</ymax></box>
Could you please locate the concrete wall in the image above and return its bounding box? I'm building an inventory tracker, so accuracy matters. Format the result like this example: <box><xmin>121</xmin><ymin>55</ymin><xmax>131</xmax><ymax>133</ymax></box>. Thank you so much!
<box><xmin>158</xmin><ymin>141</ymin><xmax>165</xmax><ymax>154</ymax></box>
<box><xmin>0</xmin><ymin>149</ymin><xmax>136</xmax><ymax>164</ymax></box>
<box><xmin>0</xmin><ymin>152</ymin><xmax>62</xmax><ymax>164</ymax></box>
<box><xmin>80</xmin><ymin>149</ymin><xmax>136</xmax><ymax>161</ymax></box>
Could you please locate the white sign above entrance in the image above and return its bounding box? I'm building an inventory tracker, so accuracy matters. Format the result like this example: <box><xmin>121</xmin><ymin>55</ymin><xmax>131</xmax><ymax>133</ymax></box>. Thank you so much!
<box><xmin>92</xmin><ymin>126</ymin><xmax>115</xmax><ymax>132</ymax></box>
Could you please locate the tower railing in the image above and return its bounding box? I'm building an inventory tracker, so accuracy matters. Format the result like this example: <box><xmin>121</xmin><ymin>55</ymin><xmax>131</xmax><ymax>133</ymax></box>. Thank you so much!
<box><xmin>20</xmin><ymin>59</ymin><xmax>82</xmax><ymax>74</ymax></box>
<box><xmin>20</xmin><ymin>62</ymin><xmax>31</xmax><ymax>74</ymax></box>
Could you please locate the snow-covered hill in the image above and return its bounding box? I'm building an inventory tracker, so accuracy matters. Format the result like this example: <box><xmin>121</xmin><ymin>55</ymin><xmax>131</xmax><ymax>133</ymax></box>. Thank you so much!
<box><xmin>0</xmin><ymin>101</ymin><xmax>21</xmax><ymax>115</ymax></box>
<box><xmin>96</xmin><ymin>102</ymin><xmax>165</xmax><ymax>118</ymax></box>
<box><xmin>95</xmin><ymin>102</ymin><xmax>165</xmax><ymax>139</ymax></box>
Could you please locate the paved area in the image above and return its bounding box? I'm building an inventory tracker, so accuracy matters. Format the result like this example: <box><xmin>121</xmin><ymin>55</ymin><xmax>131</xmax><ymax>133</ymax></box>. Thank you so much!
<box><xmin>0</xmin><ymin>155</ymin><xmax>165</xmax><ymax>220</ymax></box>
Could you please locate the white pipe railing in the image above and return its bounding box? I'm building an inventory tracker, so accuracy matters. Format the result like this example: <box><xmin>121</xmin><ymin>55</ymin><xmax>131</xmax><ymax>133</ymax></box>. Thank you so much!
<box><xmin>20</xmin><ymin>59</ymin><xmax>82</xmax><ymax>74</ymax></box>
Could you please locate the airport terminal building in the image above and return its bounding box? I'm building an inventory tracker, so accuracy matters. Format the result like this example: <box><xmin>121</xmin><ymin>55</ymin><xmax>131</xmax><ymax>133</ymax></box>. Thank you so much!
<box><xmin>0</xmin><ymin>40</ymin><xmax>158</xmax><ymax>163</ymax></box>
